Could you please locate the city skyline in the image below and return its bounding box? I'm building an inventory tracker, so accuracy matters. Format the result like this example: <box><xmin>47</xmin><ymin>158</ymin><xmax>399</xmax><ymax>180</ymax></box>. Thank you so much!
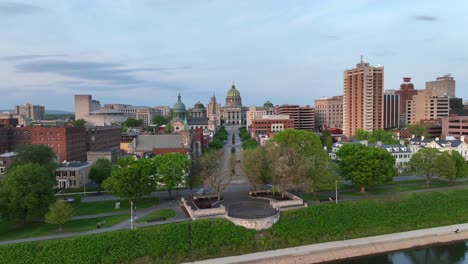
<box><xmin>1</xmin><ymin>0</ymin><xmax>467</xmax><ymax>110</ymax></box>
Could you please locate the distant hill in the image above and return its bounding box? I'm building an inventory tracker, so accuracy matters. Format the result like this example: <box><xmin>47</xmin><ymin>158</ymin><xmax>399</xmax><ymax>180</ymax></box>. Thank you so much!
<box><xmin>0</xmin><ymin>110</ymin><xmax>74</xmax><ymax>114</ymax></box>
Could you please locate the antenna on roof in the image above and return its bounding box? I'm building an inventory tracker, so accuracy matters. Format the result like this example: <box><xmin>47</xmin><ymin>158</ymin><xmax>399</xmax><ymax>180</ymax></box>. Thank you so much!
<box><xmin>360</xmin><ymin>55</ymin><xmax>363</xmax><ymax>63</ymax></box>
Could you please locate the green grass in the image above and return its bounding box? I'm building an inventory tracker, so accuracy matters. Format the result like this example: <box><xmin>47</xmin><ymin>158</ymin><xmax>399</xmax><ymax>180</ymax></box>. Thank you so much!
<box><xmin>297</xmin><ymin>193</ymin><xmax>329</xmax><ymax>201</ymax></box>
<box><xmin>3</xmin><ymin>189</ymin><xmax>468</xmax><ymax>263</ymax></box>
<box><xmin>73</xmin><ymin>197</ymin><xmax>159</xmax><ymax>216</ymax></box>
<box><xmin>136</xmin><ymin>209</ymin><xmax>176</xmax><ymax>223</ymax></box>
<box><xmin>0</xmin><ymin>214</ymin><xmax>129</xmax><ymax>241</ymax></box>
<box><xmin>342</xmin><ymin>180</ymin><xmax>468</xmax><ymax>196</ymax></box>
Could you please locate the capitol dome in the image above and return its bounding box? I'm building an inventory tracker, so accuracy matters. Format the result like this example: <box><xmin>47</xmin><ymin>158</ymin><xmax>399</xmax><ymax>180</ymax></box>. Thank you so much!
<box><xmin>227</xmin><ymin>84</ymin><xmax>241</xmax><ymax>97</ymax></box>
<box><xmin>263</xmin><ymin>100</ymin><xmax>274</xmax><ymax>108</ymax></box>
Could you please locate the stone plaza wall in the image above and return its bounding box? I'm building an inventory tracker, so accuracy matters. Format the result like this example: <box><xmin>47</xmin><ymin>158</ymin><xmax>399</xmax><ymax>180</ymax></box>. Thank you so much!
<box><xmin>226</xmin><ymin>212</ymin><xmax>280</xmax><ymax>231</ymax></box>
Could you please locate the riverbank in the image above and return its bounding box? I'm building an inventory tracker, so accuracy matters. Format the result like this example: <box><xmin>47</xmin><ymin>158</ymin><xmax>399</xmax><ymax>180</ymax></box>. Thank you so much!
<box><xmin>191</xmin><ymin>223</ymin><xmax>468</xmax><ymax>264</ymax></box>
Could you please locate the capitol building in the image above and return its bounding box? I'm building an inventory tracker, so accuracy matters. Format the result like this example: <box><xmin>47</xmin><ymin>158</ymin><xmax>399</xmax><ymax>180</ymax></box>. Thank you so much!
<box><xmin>223</xmin><ymin>83</ymin><xmax>246</xmax><ymax>126</ymax></box>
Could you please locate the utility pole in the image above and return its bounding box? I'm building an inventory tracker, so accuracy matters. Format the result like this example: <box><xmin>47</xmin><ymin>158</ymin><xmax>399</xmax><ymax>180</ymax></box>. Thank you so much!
<box><xmin>130</xmin><ymin>200</ymin><xmax>134</xmax><ymax>230</ymax></box>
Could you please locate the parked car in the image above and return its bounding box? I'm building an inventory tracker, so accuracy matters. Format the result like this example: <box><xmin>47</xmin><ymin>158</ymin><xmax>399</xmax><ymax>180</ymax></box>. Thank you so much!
<box><xmin>62</xmin><ymin>197</ymin><xmax>75</xmax><ymax>203</ymax></box>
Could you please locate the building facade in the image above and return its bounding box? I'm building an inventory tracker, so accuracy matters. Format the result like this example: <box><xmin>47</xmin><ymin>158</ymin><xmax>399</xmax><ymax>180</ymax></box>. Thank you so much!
<box><xmin>426</xmin><ymin>74</ymin><xmax>455</xmax><ymax>97</ymax></box>
<box><xmin>207</xmin><ymin>95</ymin><xmax>221</xmax><ymax>132</ymax></box>
<box><xmin>75</xmin><ymin>95</ymin><xmax>101</xmax><ymax>120</ymax></box>
<box><xmin>0</xmin><ymin>152</ymin><xmax>16</xmax><ymax>177</ymax></box>
<box><xmin>104</xmin><ymin>104</ymin><xmax>160</xmax><ymax>126</ymax></box>
<box><xmin>250</xmin><ymin>115</ymin><xmax>294</xmax><ymax>138</ymax></box>
<box><xmin>383</xmin><ymin>91</ymin><xmax>400</xmax><ymax>129</ymax></box>
<box><xmin>189</xmin><ymin>102</ymin><xmax>207</xmax><ymax>118</ymax></box>
<box><xmin>314</xmin><ymin>96</ymin><xmax>343</xmax><ymax>131</ymax></box>
<box><xmin>86</xmin><ymin>126</ymin><xmax>121</xmax><ymax>151</ymax></box>
<box><xmin>55</xmin><ymin>161</ymin><xmax>92</xmax><ymax>189</ymax></box>
<box><xmin>343</xmin><ymin>59</ymin><xmax>384</xmax><ymax>136</ymax></box>
<box><xmin>275</xmin><ymin>104</ymin><xmax>315</xmax><ymax>131</ymax></box>
<box><xmin>246</xmin><ymin>101</ymin><xmax>276</xmax><ymax>128</ymax></box>
<box><xmin>395</xmin><ymin>77</ymin><xmax>418</xmax><ymax>127</ymax></box>
<box><xmin>406</xmin><ymin>90</ymin><xmax>450</xmax><ymax>125</ymax></box>
<box><xmin>223</xmin><ymin>84</ymin><xmax>244</xmax><ymax>125</ymax></box>
<box><xmin>441</xmin><ymin>116</ymin><xmax>468</xmax><ymax>141</ymax></box>
<box><xmin>14</xmin><ymin>103</ymin><xmax>45</xmax><ymax>121</ymax></box>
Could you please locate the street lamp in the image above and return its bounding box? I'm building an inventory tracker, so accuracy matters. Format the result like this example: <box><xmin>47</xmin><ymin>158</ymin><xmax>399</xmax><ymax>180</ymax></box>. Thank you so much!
<box><xmin>335</xmin><ymin>180</ymin><xmax>344</xmax><ymax>204</ymax></box>
<box><xmin>130</xmin><ymin>200</ymin><xmax>134</xmax><ymax>230</ymax></box>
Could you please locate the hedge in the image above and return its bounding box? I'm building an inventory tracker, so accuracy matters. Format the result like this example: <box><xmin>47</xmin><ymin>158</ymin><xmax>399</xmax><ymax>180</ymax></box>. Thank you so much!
<box><xmin>2</xmin><ymin>189</ymin><xmax>468</xmax><ymax>263</ymax></box>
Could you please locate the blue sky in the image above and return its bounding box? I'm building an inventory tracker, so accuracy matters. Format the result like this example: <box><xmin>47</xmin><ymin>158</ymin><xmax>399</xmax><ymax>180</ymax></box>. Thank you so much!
<box><xmin>1</xmin><ymin>0</ymin><xmax>467</xmax><ymax>111</ymax></box>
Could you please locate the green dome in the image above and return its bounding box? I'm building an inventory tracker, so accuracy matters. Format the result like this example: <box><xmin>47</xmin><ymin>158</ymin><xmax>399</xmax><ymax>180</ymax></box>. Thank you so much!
<box><xmin>194</xmin><ymin>101</ymin><xmax>205</xmax><ymax>109</ymax></box>
<box><xmin>227</xmin><ymin>84</ymin><xmax>241</xmax><ymax>97</ymax></box>
<box><xmin>173</xmin><ymin>94</ymin><xmax>186</xmax><ymax>112</ymax></box>
<box><xmin>264</xmin><ymin>100</ymin><xmax>273</xmax><ymax>108</ymax></box>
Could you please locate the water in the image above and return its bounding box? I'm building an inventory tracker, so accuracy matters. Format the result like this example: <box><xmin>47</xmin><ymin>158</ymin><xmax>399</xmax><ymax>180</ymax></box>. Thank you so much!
<box><xmin>333</xmin><ymin>240</ymin><xmax>468</xmax><ymax>264</ymax></box>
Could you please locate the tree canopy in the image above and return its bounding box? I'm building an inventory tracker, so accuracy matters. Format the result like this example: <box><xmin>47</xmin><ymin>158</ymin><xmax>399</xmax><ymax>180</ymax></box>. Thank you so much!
<box><xmin>89</xmin><ymin>158</ymin><xmax>112</xmax><ymax>194</ymax></box>
<box><xmin>321</xmin><ymin>129</ymin><xmax>333</xmax><ymax>150</ymax></box>
<box><xmin>124</xmin><ymin>118</ymin><xmax>144</xmax><ymax>128</ymax></box>
<box><xmin>354</xmin><ymin>129</ymin><xmax>399</xmax><ymax>144</ymax></box>
<box><xmin>45</xmin><ymin>200</ymin><xmax>75</xmax><ymax>231</ymax></box>
<box><xmin>152</xmin><ymin>115</ymin><xmax>169</xmax><ymax>126</ymax></box>
<box><xmin>72</xmin><ymin>119</ymin><xmax>86</xmax><ymax>127</ymax></box>
<box><xmin>200</xmin><ymin>150</ymin><xmax>228</xmax><ymax>200</ymax></box>
<box><xmin>407</xmin><ymin>123</ymin><xmax>429</xmax><ymax>138</ymax></box>
<box><xmin>450</xmin><ymin>150</ymin><xmax>468</xmax><ymax>178</ymax></box>
<box><xmin>336</xmin><ymin>144</ymin><xmax>397</xmax><ymax>192</ymax></box>
<box><xmin>154</xmin><ymin>153</ymin><xmax>190</xmax><ymax>198</ymax></box>
<box><xmin>0</xmin><ymin>164</ymin><xmax>56</xmax><ymax>225</ymax></box>
<box><xmin>12</xmin><ymin>144</ymin><xmax>57</xmax><ymax>173</ymax></box>
<box><xmin>407</xmin><ymin>148</ymin><xmax>455</xmax><ymax>185</ymax></box>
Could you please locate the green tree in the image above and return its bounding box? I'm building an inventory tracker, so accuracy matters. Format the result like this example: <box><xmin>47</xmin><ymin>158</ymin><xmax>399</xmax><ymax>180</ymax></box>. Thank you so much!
<box><xmin>164</xmin><ymin>124</ymin><xmax>174</xmax><ymax>134</ymax></box>
<box><xmin>242</xmin><ymin>138</ymin><xmax>259</xmax><ymax>149</ymax></box>
<box><xmin>408</xmin><ymin>148</ymin><xmax>452</xmax><ymax>186</ymax></box>
<box><xmin>154</xmin><ymin>153</ymin><xmax>190</xmax><ymax>198</ymax></box>
<box><xmin>243</xmin><ymin>146</ymin><xmax>272</xmax><ymax>193</ymax></box>
<box><xmin>272</xmin><ymin>129</ymin><xmax>339</xmax><ymax>195</ymax></box>
<box><xmin>103</xmin><ymin>158</ymin><xmax>155</xmax><ymax>204</ymax></box>
<box><xmin>208</xmin><ymin>139</ymin><xmax>224</xmax><ymax>150</ymax></box>
<box><xmin>152</xmin><ymin>115</ymin><xmax>168</xmax><ymax>126</ymax></box>
<box><xmin>337</xmin><ymin>144</ymin><xmax>397</xmax><ymax>193</ymax></box>
<box><xmin>124</xmin><ymin>118</ymin><xmax>144</xmax><ymax>127</ymax></box>
<box><xmin>450</xmin><ymin>150</ymin><xmax>468</xmax><ymax>178</ymax></box>
<box><xmin>0</xmin><ymin>164</ymin><xmax>55</xmax><ymax>225</ymax></box>
<box><xmin>88</xmin><ymin>158</ymin><xmax>112</xmax><ymax>194</ymax></box>
<box><xmin>45</xmin><ymin>200</ymin><xmax>75</xmax><ymax>231</ymax></box>
<box><xmin>72</xmin><ymin>119</ymin><xmax>86</xmax><ymax>127</ymax></box>
<box><xmin>407</xmin><ymin>123</ymin><xmax>428</xmax><ymax>137</ymax></box>
<box><xmin>12</xmin><ymin>144</ymin><xmax>57</xmax><ymax>173</ymax></box>
<box><xmin>321</xmin><ymin>129</ymin><xmax>333</xmax><ymax>150</ymax></box>
<box><xmin>436</xmin><ymin>151</ymin><xmax>457</xmax><ymax>180</ymax></box>
<box><xmin>354</xmin><ymin>129</ymin><xmax>398</xmax><ymax>144</ymax></box>
<box><xmin>187</xmin><ymin>159</ymin><xmax>202</xmax><ymax>194</ymax></box>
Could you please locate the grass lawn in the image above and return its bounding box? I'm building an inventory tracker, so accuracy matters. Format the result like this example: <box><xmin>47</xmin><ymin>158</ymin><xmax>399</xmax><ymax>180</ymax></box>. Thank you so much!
<box><xmin>73</xmin><ymin>197</ymin><xmax>159</xmax><ymax>216</ymax></box>
<box><xmin>0</xmin><ymin>214</ymin><xmax>129</xmax><ymax>241</ymax></box>
<box><xmin>136</xmin><ymin>209</ymin><xmax>176</xmax><ymax>223</ymax></box>
<box><xmin>297</xmin><ymin>193</ymin><xmax>330</xmax><ymax>201</ymax></box>
<box><xmin>342</xmin><ymin>180</ymin><xmax>468</xmax><ymax>196</ymax></box>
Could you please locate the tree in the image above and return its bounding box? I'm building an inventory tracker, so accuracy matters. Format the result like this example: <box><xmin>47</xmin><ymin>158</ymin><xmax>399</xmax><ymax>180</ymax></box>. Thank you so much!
<box><xmin>243</xmin><ymin>146</ymin><xmax>272</xmax><ymax>193</ymax></box>
<box><xmin>164</xmin><ymin>124</ymin><xmax>174</xmax><ymax>134</ymax></box>
<box><xmin>353</xmin><ymin>129</ymin><xmax>399</xmax><ymax>144</ymax></box>
<box><xmin>200</xmin><ymin>150</ymin><xmax>229</xmax><ymax>200</ymax></box>
<box><xmin>208</xmin><ymin>139</ymin><xmax>224</xmax><ymax>150</ymax></box>
<box><xmin>12</xmin><ymin>144</ymin><xmax>57</xmax><ymax>173</ymax></box>
<box><xmin>337</xmin><ymin>144</ymin><xmax>397</xmax><ymax>193</ymax></box>
<box><xmin>154</xmin><ymin>153</ymin><xmax>190</xmax><ymax>198</ymax></box>
<box><xmin>322</xmin><ymin>129</ymin><xmax>333</xmax><ymax>150</ymax></box>
<box><xmin>271</xmin><ymin>130</ymin><xmax>339</xmax><ymax>195</ymax></box>
<box><xmin>88</xmin><ymin>158</ymin><xmax>112</xmax><ymax>194</ymax></box>
<box><xmin>187</xmin><ymin>159</ymin><xmax>202</xmax><ymax>194</ymax></box>
<box><xmin>450</xmin><ymin>150</ymin><xmax>468</xmax><ymax>178</ymax></box>
<box><xmin>0</xmin><ymin>164</ymin><xmax>55</xmax><ymax>225</ymax></box>
<box><xmin>407</xmin><ymin>123</ymin><xmax>428</xmax><ymax>137</ymax></box>
<box><xmin>124</xmin><ymin>118</ymin><xmax>144</xmax><ymax>127</ymax></box>
<box><xmin>45</xmin><ymin>200</ymin><xmax>75</xmax><ymax>231</ymax></box>
<box><xmin>242</xmin><ymin>139</ymin><xmax>259</xmax><ymax>149</ymax></box>
<box><xmin>152</xmin><ymin>115</ymin><xmax>168</xmax><ymax>126</ymax></box>
<box><xmin>436</xmin><ymin>151</ymin><xmax>456</xmax><ymax>180</ymax></box>
<box><xmin>407</xmin><ymin>148</ymin><xmax>454</xmax><ymax>186</ymax></box>
<box><xmin>103</xmin><ymin>158</ymin><xmax>155</xmax><ymax>203</ymax></box>
<box><xmin>72</xmin><ymin>119</ymin><xmax>86</xmax><ymax>127</ymax></box>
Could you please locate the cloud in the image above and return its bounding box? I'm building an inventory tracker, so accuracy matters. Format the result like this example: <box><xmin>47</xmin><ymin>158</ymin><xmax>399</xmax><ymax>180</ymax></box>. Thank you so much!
<box><xmin>0</xmin><ymin>2</ymin><xmax>42</xmax><ymax>15</ymax></box>
<box><xmin>413</xmin><ymin>15</ymin><xmax>437</xmax><ymax>21</ymax></box>
<box><xmin>14</xmin><ymin>59</ymin><xmax>190</xmax><ymax>91</ymax></box>
<box><xmin>0</xmin><ymin>54</ymin><xmax>67</xmax><ymax>61</ymax></box>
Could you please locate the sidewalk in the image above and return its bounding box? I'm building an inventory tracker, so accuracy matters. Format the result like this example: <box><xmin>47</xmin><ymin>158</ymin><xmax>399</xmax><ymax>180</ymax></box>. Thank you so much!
<box><xmin>188</xmin><ymin>223</ymin><xmax>468</xmax><ymax>264</ymax></box>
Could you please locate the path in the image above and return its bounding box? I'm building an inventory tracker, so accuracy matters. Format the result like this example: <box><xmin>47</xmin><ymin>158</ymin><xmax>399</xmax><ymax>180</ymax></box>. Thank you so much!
<box><xmin>188</xmin><ymin>223</ymin><xmax>468</xmax><ymax>264</ymax></box>
<box><xmin>0</xmin><ymin>198</ymin><xmax>190</xmax><ymax>246</ymax></box>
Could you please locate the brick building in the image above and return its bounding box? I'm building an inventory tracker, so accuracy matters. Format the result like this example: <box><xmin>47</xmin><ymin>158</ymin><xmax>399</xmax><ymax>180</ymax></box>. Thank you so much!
<box><xmin>0</xmin><ymin>118</ymin><xmax>19</xmax><ymax>127</ymax></box>
<box><xmin>395</xmin><ymin>77</ymin><xmax>418</xmax><ymax>126</ymax></box>
<box><xmin>442</xmin><ymin>116</ymin><xmax>468</xmax><ymax>141</ymax></box>
<box><xmin>86</xmin><ymin>126</ymin><xmax>121</xmax><ymax>151</ymax></box>
<box><xmin>250</xmin><ymin>115</ymin><xmax>294</xmax><ymax>138</ymax></box>
<box><xmin>314</xmin><ymin>96</ymin><xmax>343</xmax><ymax>131</ymax></box>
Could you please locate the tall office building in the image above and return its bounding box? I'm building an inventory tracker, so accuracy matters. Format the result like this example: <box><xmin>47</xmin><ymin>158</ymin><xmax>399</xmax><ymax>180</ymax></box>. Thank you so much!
<box><xmin>275</xmin><ymin>105</ymin><xmax>315</xmax><ymax>131</ymax></box>
<box><xmin>74</xmin><ymin>95</ymin><xmax>101</xmax><ymax>120</ymax></box>
<box><xmin>395</xmin><ymin>77</ymin><xmax>418</xmax><ymax>127</ymax></box>
<box><xmin>343</xmin><ymin>58</ymin><xmax>384</xmax><ymax>136</ymax></box>
<box><xmin>314</xmin><ymin>95</ymin><xmax>343</xmax><ymax>130</ymax></box>
<box><xmin>426</xmin><ymin>74</ymin><xmax>455</xmax><ymax>97</ymax></box>
<box><xmin>383</xmin><ymin>90</ymin><xmax>400</xmax><ymax>129</ymax></box>
<box><xmin>14</xmin><ymin>103</ymin><xmax>45</xmax><ymax>121</ymax></box>
<box><xmin>406</xmin><ymin>90</ymin><xmax>450</xmax><ymax>125</ymax></box>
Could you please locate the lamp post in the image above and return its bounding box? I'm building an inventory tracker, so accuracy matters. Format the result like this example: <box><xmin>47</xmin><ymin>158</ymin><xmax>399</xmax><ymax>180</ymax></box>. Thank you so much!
<box><xmin>335</xmin><ymin>180</ymin><xmax>344</xmax><ymax>204</ymax></box>
<box><xmin>130</xmin><ymin>200</ymin><xmax>134</xmax><ymax>230</ymax></box>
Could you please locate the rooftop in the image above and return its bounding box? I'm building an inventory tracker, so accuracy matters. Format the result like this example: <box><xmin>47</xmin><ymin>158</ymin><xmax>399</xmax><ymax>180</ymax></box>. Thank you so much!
<box><xmin>58</xmin><ymin>161</ymin><xmax>91</xmax><ymax>168</ymax></box>
<box><xmin>0</xmin><ymin>152</ymin><xmax>16</xmax><ymax>158</ymax></box>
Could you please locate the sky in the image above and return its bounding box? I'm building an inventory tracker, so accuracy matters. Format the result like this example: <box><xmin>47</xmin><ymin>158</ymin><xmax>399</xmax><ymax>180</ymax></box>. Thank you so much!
<box><xmin>1</xmin><ymin>0</ymin><xmax>467</xmax><ymax>111</ymax></box>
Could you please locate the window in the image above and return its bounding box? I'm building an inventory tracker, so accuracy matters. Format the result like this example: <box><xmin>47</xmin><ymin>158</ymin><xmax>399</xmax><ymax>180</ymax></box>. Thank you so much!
<box><xmin>70</xmin><ymin>171</ymin><xmax>75</xmax><ymax>177</ymax></box>
<box><xmin>61</xmin><ymin>171</ymin><xmax>67</xmax><ymax>177</ymax></box>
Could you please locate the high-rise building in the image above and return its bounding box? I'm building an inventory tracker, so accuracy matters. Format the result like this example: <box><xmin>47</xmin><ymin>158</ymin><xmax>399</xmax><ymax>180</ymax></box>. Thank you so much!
<box><xmin>14</xmin><ymin>103</ymin><xmax>45</xmax><ymax>121</ymax></box>
<box><xmin>395</xmin><ymin>77</ymin><xmax>419</xmax><ymax>127</ymax></box>
<box><xmin>74</xmin><ymin>95</ymin><xmax>101</xmax><ymax>120</ymax></box>
<box><xmin>383</xmin><ymin>91</ymin><xmax>400</xmax><ymax>129</ymax></box>
<box><xmin>343</xmin><ymin>59</ymin><xmax>384</xmax><ymax>136</ymax></box>
<box><xmin>275</xmin><ymin>104</ymin><xmax>315</xmax><ymax>131</ymax></box>
<box><xmin>426</xmin><ymin>74</ymin><xmax>455</xmax><ymax>97</ymax></box>
<box><xmin>314</xmin><ymin>96</ymin><xmax>343</xmax><ymax>131</ymax></box>
<box><xmin>104</xmin><ymin>104</ymin><xmax>160</xmax><ymax>126</ymax></box>
<box><xmin>406</xmin><ymin>90</ymin><xmax>450</xmax><ymax>125</ymax></box>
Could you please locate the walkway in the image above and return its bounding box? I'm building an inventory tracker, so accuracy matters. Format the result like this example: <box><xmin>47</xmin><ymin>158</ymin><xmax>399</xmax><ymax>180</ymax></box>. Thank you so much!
<box><xmin>188</xmin><ymin>223</ymin><xmax>468</xmax><ymax>264</ymax></box>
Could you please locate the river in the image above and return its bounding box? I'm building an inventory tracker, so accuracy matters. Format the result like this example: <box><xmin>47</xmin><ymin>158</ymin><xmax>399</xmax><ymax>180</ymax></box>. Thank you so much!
<box><xmin>333</xmin><ymin>240</ymin><xmax>468</xmax><ymax>264</ymax></box>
